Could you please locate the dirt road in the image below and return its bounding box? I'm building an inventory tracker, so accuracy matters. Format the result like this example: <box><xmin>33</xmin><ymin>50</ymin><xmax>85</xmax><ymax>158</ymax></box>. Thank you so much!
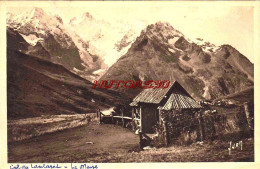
<box><xmin>8</xmin><ymin>121</ymin><xmax>254</xmax><ymax>162</ymax></box>
<box><xmin>8</xmin><ymin>121</ymin><xmax>139</xmax><ymax>163</ymax></box>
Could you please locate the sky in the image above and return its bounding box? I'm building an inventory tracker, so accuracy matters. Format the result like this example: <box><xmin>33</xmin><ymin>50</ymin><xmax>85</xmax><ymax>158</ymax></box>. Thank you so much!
<box><xmin>6</xmin><ymin>1</ymin><xmax>254</xmax><ymax>63</ymax></box>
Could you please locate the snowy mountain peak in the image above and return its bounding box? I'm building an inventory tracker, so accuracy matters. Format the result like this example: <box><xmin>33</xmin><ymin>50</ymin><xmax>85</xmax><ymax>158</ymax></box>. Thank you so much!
<box><xmin>69</xmin><ymin>17</ymin><xmax>77</xmax><ymax>25</ymax></box>
<box><xmin>7</xmin><ymin>12</ymin><xmax>14</xmax><ymax>18</ymax></box>
<box><xmin>82</xmin><ymin>12</ymin><xmax>93</xmax><ymax>20</ymax></box>
<box><xmin>7</xmin><ymin>7</ymin><xmax>67</xmax><ymax>38</ymax></box>
<box><xmin>7</xmin><ymin>12</ymin><xmax>14</xmax><ymax>23</ymax></box>
<box><xmin>7</xmin><ymin>8</ymin><xmax>108</xmax><ymax>81</ymax></box>
<box><xmin>138</xmin><ymin>22</ymin><xmax>185</xmax><ymax>48</ymax></box>
<box><xmin>146</xmin><ymin>22</ymin><xmax>184</xmax><ymax>38</ymax></box>
<box><xmin>69</xmin><ymin>12</ymin><xmax>94</xmax><ymax>25</ymax></box>
<box><xmin>54</xmin><ymin>15</ymin><xmax>63</xmax><ymax>24</ymax></box>
<box><xmin>13</xmin><ymin>7</ymin><xmax>48</xmax><ymax>23</ymax></box>
<box><xmin>9</xmin><ymin>7</ymin><xmax>64</xmax><ymax>27</ymax></box>
<box><xmin>141</xmin><ymin>22</ymin><xmax>218</xmax><ymax>54</ymax></box>
<box><xmin>29</xmin><ymin>7</ymin><xmax>45</xmax><ymax>17</ymax></box>
<box><xmin>189</xmin><ymin>37</ymin><xmax>218</xmax><ymax>53</ymax></box>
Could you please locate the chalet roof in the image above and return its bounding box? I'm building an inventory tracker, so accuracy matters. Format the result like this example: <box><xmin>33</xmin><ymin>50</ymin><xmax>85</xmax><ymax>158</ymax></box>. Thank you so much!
<box><xmin>130</xmin><ymin>81</ymin><xmax>201</xmax><ymax>110</ymax></box>
<box><xmin>131</xmin><ymin>81</ymin><xmax>174</xmax><ymax>104</ymax></box>
<box><xmin>159</xmin><ymin>92</ymin><xmax>201</xmax><ymax>110</ymax></box>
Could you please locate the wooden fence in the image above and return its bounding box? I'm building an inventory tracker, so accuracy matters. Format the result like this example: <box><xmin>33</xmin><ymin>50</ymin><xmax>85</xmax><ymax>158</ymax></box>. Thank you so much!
<box><xmin>97</xmin><ymin>109</ymin><xmax>139</xmax><ymax>129</ymax></box>
<box><xmin>96</xmin><ymin>103</ymin><xmax>253</xmax><ymax>149</ymax></box>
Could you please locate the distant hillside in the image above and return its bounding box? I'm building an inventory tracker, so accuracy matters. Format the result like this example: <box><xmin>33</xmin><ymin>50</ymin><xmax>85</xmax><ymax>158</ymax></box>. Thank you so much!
<box><xmin>215</xmin><ymin>86</ymin><xmax>254</xmax><ymax>105</ymax></box>
<box><xmin>7</xmin><ymin>29</ymin><xmax>129</xmax><ymax>120</ymax></box>
<box><xmin>101</xmin><ymin>22</ymin><xmax>254</xmax><ymax>100</ymax></box>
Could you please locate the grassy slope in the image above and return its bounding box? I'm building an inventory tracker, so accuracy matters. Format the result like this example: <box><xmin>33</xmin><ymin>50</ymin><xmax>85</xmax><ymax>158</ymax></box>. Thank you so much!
<box><xmin>7</xmin><ymin>49</ymin><xmax>128</xmax><ymax>119</ymax></box>
<box><xmin>8</xmin><ymin>114</ymin><xmax>96</xmax><ymax>142</ymax></box>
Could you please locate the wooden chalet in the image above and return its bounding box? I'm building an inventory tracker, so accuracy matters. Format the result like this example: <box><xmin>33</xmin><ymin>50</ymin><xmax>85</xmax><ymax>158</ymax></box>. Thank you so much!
<box><xmin>130</xmin><ymin>81</ymin><xmax>201</xmax><ymax>134</ymax></box>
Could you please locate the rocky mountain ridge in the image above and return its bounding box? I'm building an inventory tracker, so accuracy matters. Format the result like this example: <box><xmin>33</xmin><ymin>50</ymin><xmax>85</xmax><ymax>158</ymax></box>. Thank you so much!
<box><xmin>7</xmin><ymin>7</ymin><xmax>106</xmax><ymax>80</ymax></box>
<box><xmin>101</xmin><ymin>22</ymin><xmax>254</xmax><ymax>100</ymax></box>
<box><xmin>7</xmin><ymin>8</ymin><xmax>254</xmax><ymax>100</ymax></box>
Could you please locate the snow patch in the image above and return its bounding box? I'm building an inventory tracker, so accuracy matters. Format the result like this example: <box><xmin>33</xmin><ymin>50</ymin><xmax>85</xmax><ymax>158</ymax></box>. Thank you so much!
<box><xmin>93</xmin><ymin>69</ymin><xmax>106</xmax><ymax>75</ymax></box>
<box><xmin>201</xmin><ymin>46</ymin><xmax>220</xmax><ymax>53</ymax></box>
<box><xmin>20</xmin><ymin>33</ymin><xmax>43</xmax><ymax>46</ymax></box>
<box><xmin>73</xmin><ymin>67</ymin><xmax>83</xmax><ymax>73</ymax></box>
<box><xmin>189</xmin><ymin>37</ymin><xmax>219</xmax><ymax>53</ymax></box>
<box><xmin>81</xmin><ymin>62</ymin><xmax>89</xmax><ymax>68</ymax></box>
<box><xmin>168</xmin><ymin>48</ymin><xmax>176</xmax><ymax>54</ymax></box>
<box><xmin>69</xmin><ymin>15</ymin><xmax>145</xmax><ymax>67</ymax></box>
<box><xmin>168</xmin><ymin>37</ymin><xmax>179</xmax><ymax>46</ymax></box>
<box><xmin>191</xmin><ymin>38</ymin><xmax>206</xmax><ymax>46</ymax></box>
<box><xmin>203</xmin><ymin>85</ymin><xmax>210</xmax><ymax>99</ymax></box>
<box><xmin>199</xmin><ymin>77</ymin><xmax>211</xmax><ymax>100</ymax></box>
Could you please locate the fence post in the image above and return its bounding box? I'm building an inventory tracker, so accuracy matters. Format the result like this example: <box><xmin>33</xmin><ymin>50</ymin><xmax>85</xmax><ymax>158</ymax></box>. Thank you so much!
<box><xmin>139</xmin><ymin>131</ymin><xmax>143</xmax><ymax>150</ymax></box>
<box><xmin>163</xmin><ymin>119</ymin><xmax>169</xmax><ymax>146</ymax></box>
<box><xmin>140</xmin><ymin>106</ymin><xmax>142</xmax><ymax>133</ymax></box>
<box><xmin>244</xmin><ymin>102</ymin><xmax>252</xmax><ymax>129</ymax></box>
<box><xmin>121</xmin><ymin>108</ymin><xmax>125</xmax><ymax>127</ymax></box>
<box><xmin>111</xmin><ymin>111</ymin><xmax>114</xmax><ymax>124</ymax></box>
<box><xmin>211</xmin><ymin>115</ymin><xmax>216</xmax><ymax>139</ymax></box>
<box><xmin>198</xmin><ymin>110</ymin><xmax>205</xmax><ymax>141</ymax></box>
<box><xmin>98</xmin><ymin>109</ymin><xmax>101</xmax><ymax>124</ymax></box>
<box><xmin>96</xmin><ymin>109</ymin><xmax>99</xmax><ymax>118</ymax></box>
<box><xmin>132</xmin><ymin>108</ymin><xmax>135</xmax><ymax>131</ymax></box>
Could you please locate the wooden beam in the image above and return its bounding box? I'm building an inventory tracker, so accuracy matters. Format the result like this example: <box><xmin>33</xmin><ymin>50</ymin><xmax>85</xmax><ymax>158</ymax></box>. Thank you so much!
<box><xmin>159</xmin><ymin>109</ymin><xmax>162</xmax><ymax>125</ymax></box>
<box><xmin>140</xmin><ymin>105</ymin><xmax>143</xmax><ymax>133</ymax></box>
<box><xmin>112</xmin><ymin>116</ymin><xmax>132</xmax><ymax>120</ymax></box>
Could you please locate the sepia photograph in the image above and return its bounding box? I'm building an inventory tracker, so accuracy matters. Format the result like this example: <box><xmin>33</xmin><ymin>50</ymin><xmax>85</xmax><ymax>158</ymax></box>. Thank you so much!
<box><xmin>0</xmin><ymin>1</ymin><xmax>258</xmax><ymax>166</ymax></box>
